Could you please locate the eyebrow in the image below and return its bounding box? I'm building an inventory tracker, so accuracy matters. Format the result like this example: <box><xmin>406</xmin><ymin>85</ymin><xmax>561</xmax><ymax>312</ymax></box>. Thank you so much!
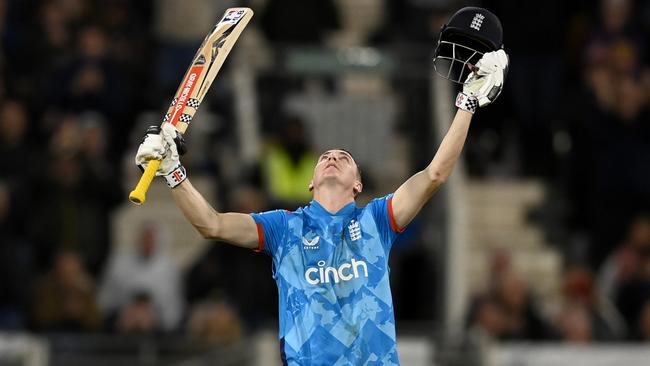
<box><xmin>320</xmin><ymin>150</ymin><xmax>353</xmax><ymax>161</ymax></box>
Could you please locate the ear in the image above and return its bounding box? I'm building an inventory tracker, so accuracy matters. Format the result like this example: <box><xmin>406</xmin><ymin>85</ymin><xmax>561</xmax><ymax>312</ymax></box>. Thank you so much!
<box><xmin>308</xmin><ymin>180</ymin><xmax>314</xmax><ymax>192</ymax></box>
<box><xmin>353</xmin><ymin>181</ymin><xmax>363</xmax><ymax>197</ymax></box>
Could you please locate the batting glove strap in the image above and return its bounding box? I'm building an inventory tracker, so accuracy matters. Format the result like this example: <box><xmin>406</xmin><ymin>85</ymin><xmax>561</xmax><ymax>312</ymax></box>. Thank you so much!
<box><xmin>163</xmin><ymin>164</ymin><xmax>187</xmax><ymax>188</ymax></box>
<box><xmin>455</xmin><ymin>92</ymin><xmax>478</xmax><ymax>114</ymax></box>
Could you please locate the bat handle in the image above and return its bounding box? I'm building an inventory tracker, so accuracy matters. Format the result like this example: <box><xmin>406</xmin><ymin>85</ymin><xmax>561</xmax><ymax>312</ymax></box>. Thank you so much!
<box><xmin>129</xmin><ymin>159</ymin><xmax>161</xmax><ymax>205</ymax></box>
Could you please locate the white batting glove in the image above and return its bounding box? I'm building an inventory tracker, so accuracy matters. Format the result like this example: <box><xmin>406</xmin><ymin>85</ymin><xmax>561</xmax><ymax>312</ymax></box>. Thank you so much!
<box><xmin>135</xmin><ymin>124</ymin><xmax>187</xmax><ymax>188</ymax></box>
<box><xmin>456</xmin><ymin>49</ymin><xmax>509</xmax><ymax>113</ymax></box>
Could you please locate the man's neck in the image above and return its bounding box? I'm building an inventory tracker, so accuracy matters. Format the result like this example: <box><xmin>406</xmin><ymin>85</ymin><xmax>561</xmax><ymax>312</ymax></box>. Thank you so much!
<box><xmin>312</xmin><ymin>187</ymin><xmax>355</xmax><ymax>215</ymax></box>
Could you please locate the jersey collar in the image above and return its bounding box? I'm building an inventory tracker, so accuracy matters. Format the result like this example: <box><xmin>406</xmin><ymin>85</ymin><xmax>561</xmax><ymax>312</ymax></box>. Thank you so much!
<box><xmin>308</xmin><ymin>199</ymin><xmax>356</xmax><ymax>217</ymax></box>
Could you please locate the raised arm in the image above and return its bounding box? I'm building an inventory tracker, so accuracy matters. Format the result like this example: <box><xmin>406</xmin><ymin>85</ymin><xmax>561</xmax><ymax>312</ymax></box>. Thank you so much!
<box><xmin>391</xmin><ymin>110</ymin><xmax>472</xmax><ymax>229</ymax></box>
<box><xmin>135</xmin><ymin>124</ymin><xmax>259</xmax><ymax>250</ymax></box>
<box><xmin>391</xmin><ymin>50</ymin><xmax>509</xmax><ymax>229</ymax></box>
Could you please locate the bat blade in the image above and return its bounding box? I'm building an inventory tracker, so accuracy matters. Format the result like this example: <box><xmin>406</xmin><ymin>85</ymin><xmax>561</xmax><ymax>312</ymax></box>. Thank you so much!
<box><xmin>129</xmin><ymin>7</ymin><xmax>253</xmax><ymax>205</ymax></box>
<box><xmin>163</xmin><ymin>7</ymin><xmax>254</xmax><ymax>134</ymax></box>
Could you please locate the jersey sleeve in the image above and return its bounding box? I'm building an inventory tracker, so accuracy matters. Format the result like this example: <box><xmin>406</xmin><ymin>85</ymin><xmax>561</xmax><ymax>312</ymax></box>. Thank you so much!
<box><xmin>249</xmin><ymin>209</ymin><xmax>288</xmax><ymax>256</ymax></box>
<box><xmin>367</xmin><ymin>193</ymin><xmax>406</xmax><ymax>253</ymax></box>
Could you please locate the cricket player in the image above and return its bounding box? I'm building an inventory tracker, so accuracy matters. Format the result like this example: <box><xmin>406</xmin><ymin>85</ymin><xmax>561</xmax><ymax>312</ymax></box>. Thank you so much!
<box><xmin>135</xmin><ymin>47</ymin><xmax>507</xmax><ymax>365</ymax></box>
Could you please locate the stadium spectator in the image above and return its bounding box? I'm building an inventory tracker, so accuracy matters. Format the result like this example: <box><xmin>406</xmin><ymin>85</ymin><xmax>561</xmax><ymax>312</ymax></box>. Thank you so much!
<box><xmin>570</xmin><ymin>0</ymin><xmax>650</xmax><ymax>268</ymax></box>
<box><xmin>491</xmin><ymin>268</ymin><xmax>553</xmax><ymax>340</ymax></box>
<box><xmin>466</xmin><ymin>251</ymin><xmax>554</xmax><ymax>341</ymax></box>
<box><xmin>31</xmin><ymin>113</ymin><xmax>118</xmax><ymax>274</ymax></box>
<box><xmin>36</xmin><ymin>0</ymin><xmax>73</xmax><ymax>58</ymax></box>
<box><xmin>487</xmin><ymin>0</ymin><xmax>568</xmax><ymax>177</ymax></box>
<box><xmin>467</xmin><ymin>295</ymin><xmax>507</xmax><ymax>341</ymax></box>
<box><xmin>187</xmin><ymin>299</ymin><xmax>243</xmax><ymax>345</ymax></box>
<box><xmin>556</xmin><ymin>302</ymin><xmax>593</xmax><ymax>343</ymax></box>
<box><xmin>0</xmin><ymin>182</ymin><xmax>35</xmax><ymax>329</ymax></box>
<box><xmin>261</xmin><ymin>115</ymin><xmax>319</xmax><ymax>207</ymax></box>
<box><xmin>31</xmin><ymin>250</ymin><xmax>101</xmax><ymax>332</ymax></box>
<box><xmin>43</xmin><ymin>24</ymin><xmax>126</xmax><ymax>119</ymax></box>
<box><xmin>561</xmin><ymin>266</ymin><xmax>625</xmax><ymax>340</ymax></box>
<box><xmin>599</xmin><ymin>214</ymin><xmax>650</xmax><ymax>300</ymax></box>
<box><xmin>615</xmin><ymin>245</ymin><xmax>650</xmax><ymax>337</ymax></box>
<box><xmin>0</xmin><ymin>99</ymin><xmax>36</xmax><ymax>231</ymax></box>
<box><xmin>185</xmin><ymin>185</ymin><xmax>277</xmax><ymax>327</ymax></box>
<box><xmin>116</xmin><ymin>292</ymin><xmax>160</xmax><ymax>334</ymax></box>
<box><xmin>586</xmin><ymin>0</ymin><xmax>643</xmax><ymax>57</ymax></box>
<box><xmin>476</xmin><ymin>250</ymin><xmax>554</xmax><ymax>340</ymax></box>
<box><xmin>153</xmin><ymin>0</ymin><xmax>220</xmax><ymax>96</ymax></box>
<box><xmin>638</xmin><ymin>300</ymin><xmax>650</xmax><ymax>341</ymax></box>
<box><xmin>99</xmin><ymin>223</ymin><xmax>184</xmax><ymax>332</ymax></box>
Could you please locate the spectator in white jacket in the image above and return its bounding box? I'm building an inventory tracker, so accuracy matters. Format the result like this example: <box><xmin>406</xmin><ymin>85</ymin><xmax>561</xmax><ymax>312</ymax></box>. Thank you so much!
<box><xmin>99</xmin><ymin>223</ymin><xmax>183</xmax><ymax>332</ymax></box>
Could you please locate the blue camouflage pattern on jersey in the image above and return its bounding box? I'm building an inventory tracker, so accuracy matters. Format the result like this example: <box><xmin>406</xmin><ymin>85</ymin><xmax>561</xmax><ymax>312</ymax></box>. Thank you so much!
<box><xmin>251</xmin><ymin>194</ymin><xmax>404</xmax><ymax>366</ymax></box>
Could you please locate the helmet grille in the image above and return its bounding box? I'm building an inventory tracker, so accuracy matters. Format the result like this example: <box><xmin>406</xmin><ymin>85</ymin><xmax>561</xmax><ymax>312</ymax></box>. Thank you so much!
<box><xmin>433</xmin><ymin>40</ymin><xmax>484</xmax><ymax>84</ymax></box>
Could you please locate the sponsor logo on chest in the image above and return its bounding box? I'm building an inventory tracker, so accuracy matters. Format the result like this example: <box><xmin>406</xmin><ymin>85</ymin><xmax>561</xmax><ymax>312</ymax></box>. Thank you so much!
<box><xmin>304</xmin><ymin>258</ymin><xmax>369</xmax><ymax>285</ymax></box>
<box><xmin>302</xmin><ymin>235</ymin><xmax>320</xmax><ymax>250</ymax></box>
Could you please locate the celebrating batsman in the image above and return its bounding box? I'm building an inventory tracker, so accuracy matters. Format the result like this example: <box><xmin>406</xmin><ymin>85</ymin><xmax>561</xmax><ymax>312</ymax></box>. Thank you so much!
<box><xmin>134</xmin><ymin>7</ymin><xmax>508</xmax><ymax>366</ymax></box>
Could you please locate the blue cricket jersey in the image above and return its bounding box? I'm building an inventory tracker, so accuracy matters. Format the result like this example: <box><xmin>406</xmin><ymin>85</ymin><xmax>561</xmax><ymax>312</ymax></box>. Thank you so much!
<box><xmin>250</xmin><ymin>194</ymin><xmax>405</xmax><ymax>366</ymax></box>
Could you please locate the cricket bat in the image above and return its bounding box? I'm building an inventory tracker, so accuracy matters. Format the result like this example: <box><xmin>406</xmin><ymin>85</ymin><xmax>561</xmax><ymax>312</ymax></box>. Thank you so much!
<box><xmin>129</xmin><ymin>7</ymin><xmax>254</xmax><ymax>205</ymax></box>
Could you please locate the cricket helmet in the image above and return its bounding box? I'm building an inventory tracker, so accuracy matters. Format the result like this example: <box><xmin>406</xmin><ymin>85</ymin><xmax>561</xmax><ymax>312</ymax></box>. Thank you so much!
<box><xmin>433</xmin><ymin>7</ymin><xmax>504</xmax><ymax>84</ymax></box>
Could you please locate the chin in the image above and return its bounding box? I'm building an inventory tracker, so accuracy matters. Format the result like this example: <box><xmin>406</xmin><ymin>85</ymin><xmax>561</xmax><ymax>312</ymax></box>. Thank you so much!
<box><xmin>319</xmin><ymin>171</ymin><xmax>340</xmax><ymax>181</ymax></box>
<box><xmin>316</xmin><ymin>176</ymin><xmax>345</xmax><ymax>187</ymax></box>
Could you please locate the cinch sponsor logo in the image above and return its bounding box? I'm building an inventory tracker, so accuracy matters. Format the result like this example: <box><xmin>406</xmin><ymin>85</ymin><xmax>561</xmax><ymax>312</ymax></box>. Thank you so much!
<box><xmin>304</xmin><ymin>259</ymin><xmax>368</xmax><ymax>285</ymax></box>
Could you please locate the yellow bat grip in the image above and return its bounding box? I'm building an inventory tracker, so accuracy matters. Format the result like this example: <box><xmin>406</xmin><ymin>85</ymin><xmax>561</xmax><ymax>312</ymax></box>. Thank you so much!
<box><xmin>129</xmin><ymin>159</ymin><xmax>161</xmax><ymax>205</ymax></box>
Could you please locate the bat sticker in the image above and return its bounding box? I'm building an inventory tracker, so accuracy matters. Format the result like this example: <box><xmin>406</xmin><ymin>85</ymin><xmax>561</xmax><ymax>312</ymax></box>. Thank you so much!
<box><xmin>221</xmin><ymin>9</ymin><xmax>246</xmax><ymax>24</ymax></box>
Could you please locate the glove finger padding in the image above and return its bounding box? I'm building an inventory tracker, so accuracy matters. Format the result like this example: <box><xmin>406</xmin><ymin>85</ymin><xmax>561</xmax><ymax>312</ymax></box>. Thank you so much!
<box><xmin>134</xmin><ymin>124</ymin><xmax>182</xmax><ymax>175</ymax></box>
<box><xmin>158</xmin><ymin>123</ymin><xmax>187</xmax><ymax>187</ymax></box>
<box><xmin>133</xmin><ymin>123</ymin><xmax>187</xmax><ymax>188</ymax></box>
<box><xmin>475</xmin><ymin>49</ymin><xmax>508</xmax><ymax>75</ymax></box>
<box><xmin>150</xmin><ymin>123</ymin><xmax>183</xmax><ymax>177</ymax></box>
<box><xmin>461</xmin><ymin>49</ymin><xmax>508</xmax><ymax>107</ymax></box>
<box><xmin>135</xmin><ymin>127</ymin><xmax>166</xmax><ymax>169</ymax></box>
<box><xmin>161</xmin><ymin>124</ymin><xmax>180</xmax><ymax>164</ymax></box>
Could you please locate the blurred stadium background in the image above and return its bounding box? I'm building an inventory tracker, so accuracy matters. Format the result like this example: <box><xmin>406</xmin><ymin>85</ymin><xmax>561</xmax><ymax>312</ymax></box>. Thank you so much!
<box><xmin>1</xmin><ymin>0</ymin><xmax>650</xmax><ymax>365</ymax></box>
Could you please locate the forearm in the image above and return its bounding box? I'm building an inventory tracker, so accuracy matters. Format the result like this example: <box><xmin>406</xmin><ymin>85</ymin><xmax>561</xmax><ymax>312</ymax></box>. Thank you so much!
<box><xmin>426</xmin><ymin>109</ymin><xmax>472</xmax><ymax>185</ymax></box>
<box><xmin>169</xmin><ymin>179</ymin><xmax>259</xmax><ymax>248</ymax></box>
<box><xmin>170</xmin><ymin>179</ymin><xmax>221</xmax><ymax>239</ymax></box>
<box><xmin>135</xmin><ymin>124</ymin><xmax>258</xmax><ymax>248</ymax></box>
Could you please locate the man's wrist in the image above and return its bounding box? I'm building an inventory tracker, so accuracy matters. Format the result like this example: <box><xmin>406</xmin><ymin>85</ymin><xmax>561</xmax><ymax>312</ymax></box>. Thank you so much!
<box><xmin>163</xmin><ymin>164</ymin><xmax>187</xmax><ymax>188</ymax></box>
<box><xmin>455</xmin><ymin>92</ymin><xmax>478</xmax><ymax>114</ymax></box>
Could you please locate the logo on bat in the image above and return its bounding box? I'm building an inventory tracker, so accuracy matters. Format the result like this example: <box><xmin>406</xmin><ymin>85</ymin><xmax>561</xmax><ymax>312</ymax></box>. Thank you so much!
<box><xmin>221</xmin><ymin>9</ymin><xmax>246</xmax><ymax>24</ymax></box>
<box><xmin>174</xmin><ymin>72</ymin><xmax>198</xmax><ymax>114</ymax></box>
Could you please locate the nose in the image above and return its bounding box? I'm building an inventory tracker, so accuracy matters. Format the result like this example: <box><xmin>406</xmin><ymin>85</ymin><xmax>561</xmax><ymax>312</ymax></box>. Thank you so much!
<box><xmin>327</xmin><ymin>155</ymin><xmax>337</xmax><ymax>162</ymax></box>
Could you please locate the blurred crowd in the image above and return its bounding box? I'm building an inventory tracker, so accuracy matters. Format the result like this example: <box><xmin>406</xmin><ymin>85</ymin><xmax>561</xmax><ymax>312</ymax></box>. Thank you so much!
<box><xmin>0</xmin><ymin>0</ymin><xmax>256</xmax><ymax>340</ymax></box>
<box><xmin>468</xmin><ymin>216</ymin><xmax>650</xmax><ymax>344</ymax></box>
<box><xmin>463</xmin><ymin>0</ymin><xmax>650</xmax><ymax>345</ymax></box>
<box><xmin>0</xmin><ymin>0</ymin><xmax>649</xmax><ymax>348</ymax></box>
